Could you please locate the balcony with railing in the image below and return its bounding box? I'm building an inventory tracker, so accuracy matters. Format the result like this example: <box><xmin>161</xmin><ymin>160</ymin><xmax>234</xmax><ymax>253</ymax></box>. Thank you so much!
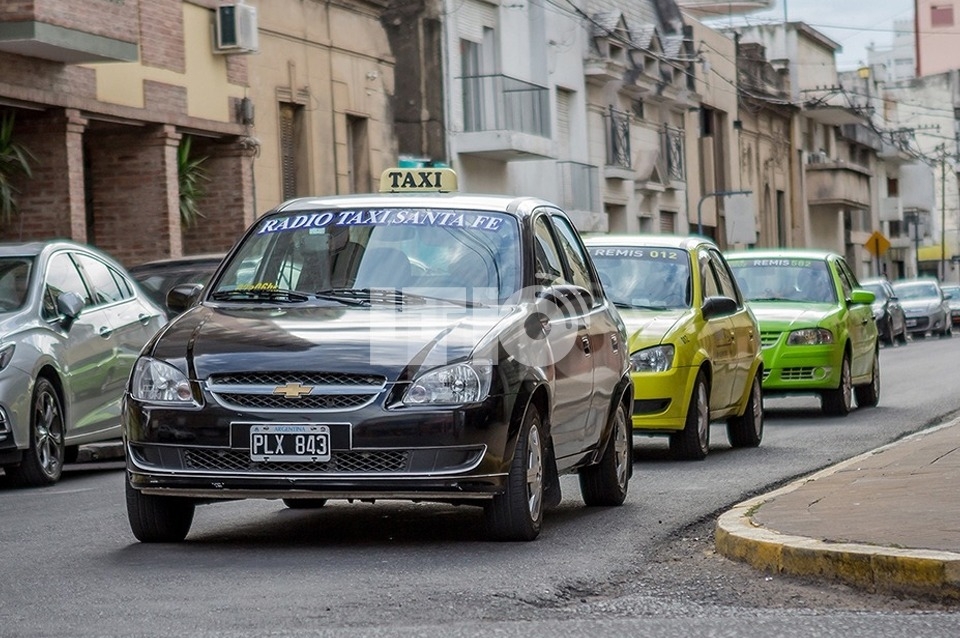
<box><xmin>604</xmin><ymin>106</ymin><xmax>633</xmax><ymax>180</ymax></box>
<box><xmin>661</xmin><ymin>125</ymin><xmax>685</xmax><ymax>185</ymax></box>
<box><xmin>557</xmin><ymin>161</ymin><xmax>600</xmax><ymax>214</ymax></box>
<box><xmin>804</xmin><ymin>153</ymin><xmax>872</xmax><ymax>209</ymax></box>
<box><xmin>453</xmin><ymin>74</ymin><xmax>553</xmax><ymax>161</ymax></box>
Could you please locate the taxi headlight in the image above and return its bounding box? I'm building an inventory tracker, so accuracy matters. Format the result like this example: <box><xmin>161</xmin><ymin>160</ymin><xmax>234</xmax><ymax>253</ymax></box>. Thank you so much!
<box><xmin>787</xmin><ymin>328</ymin><xmax>834</xmax><ymax>345</ymax></box>
<box><xmin>402</xmin><ymin>362</ymin><xmax>493</xmax><ymax>405</ymax></box>
<box><xmin>131</xmin><ymin>357</ymin><xmax>194</xmax><ymax>403</ymax></box>
<box><xmin>630</xmin><ymin>345</ymin><xmax>675</xmax><ymax>373</ymax></box>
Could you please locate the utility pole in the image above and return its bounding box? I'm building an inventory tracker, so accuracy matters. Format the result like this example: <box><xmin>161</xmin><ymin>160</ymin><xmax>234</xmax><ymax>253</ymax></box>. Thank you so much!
<box><xmin>942</xmin><ymin>144</ymin><xmax>948</xmax><ymax>281</ymax></box>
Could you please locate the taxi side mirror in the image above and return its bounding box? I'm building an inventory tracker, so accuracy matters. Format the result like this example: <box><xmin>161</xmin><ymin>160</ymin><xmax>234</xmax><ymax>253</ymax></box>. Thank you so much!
<box><xmin>848</xmin><ymin>289</ymin><xmax>875</xmax><ymax>306</ymax></box>
<box><xmin>167</xmin><ymin>283</ymin><xmax>205</xmax><ymax>316</ymax></box>
<box><xmin>701</xmin><ymin>295</ymin><xmax>737</xmax><ymax>320</ymax></box>
<box><xmin>536</xmin><ymin>284</ymin><xmax>593</xmax><ymax>311</ymax></box>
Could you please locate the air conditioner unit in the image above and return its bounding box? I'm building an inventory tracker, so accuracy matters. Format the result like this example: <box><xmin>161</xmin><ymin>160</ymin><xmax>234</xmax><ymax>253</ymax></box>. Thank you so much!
<box><xmin>215</xmin><ymin>3</ymin><xmax>259</xmax><ymax>54</ymax></box>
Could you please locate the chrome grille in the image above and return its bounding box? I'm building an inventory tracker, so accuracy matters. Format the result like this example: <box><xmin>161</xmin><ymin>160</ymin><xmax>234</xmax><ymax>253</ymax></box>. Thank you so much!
<box><xmin>183</xmin><ymin>448</ymin><xmax>409</xmax><ymax>473</ymax></box>
<box><xmin>207</xmin><ymin>371</ymin><xmax>387</xmax><ymax>412</ymax></box>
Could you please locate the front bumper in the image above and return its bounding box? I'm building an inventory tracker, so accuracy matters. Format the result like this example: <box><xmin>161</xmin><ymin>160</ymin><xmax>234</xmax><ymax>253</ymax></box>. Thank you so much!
<box><xmin>759</xmin><ymin>337</ymin><xmax>841</xmax><ymax>392</ymax></box>
<box><xmin>629</xmin><ymin>366</ymin><xmax>694</xmax><ymax>433</ymax></box>
<box><xmin>124</xmin><ymin>392</ymin><xmax>516</xmax><ymax>501</ymax></box>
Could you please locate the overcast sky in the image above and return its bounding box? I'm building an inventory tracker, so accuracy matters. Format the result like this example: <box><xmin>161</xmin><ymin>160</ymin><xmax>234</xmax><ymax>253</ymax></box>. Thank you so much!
<box><xmin>700</xmin><ymin>0</ymin><xmax>915</xmax><ymax>71</ymax></box>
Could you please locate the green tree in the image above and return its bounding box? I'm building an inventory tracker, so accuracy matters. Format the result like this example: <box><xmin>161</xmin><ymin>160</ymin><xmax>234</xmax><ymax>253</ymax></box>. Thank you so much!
<box><xmin>178</xmin><ymin>135</ymin><xmax>210</xmax><ymax>228</ymax></box>
<box><xmin>0</xmin><ymin>112</ymin><xmax>35</xmax><ymax>226</ymax></box>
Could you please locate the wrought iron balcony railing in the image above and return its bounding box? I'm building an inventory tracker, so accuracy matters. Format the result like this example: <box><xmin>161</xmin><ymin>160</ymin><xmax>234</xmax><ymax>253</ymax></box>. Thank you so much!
<box><xmin>605</xmin><ymin>106</ymin><xmax>631</xmax><ymax>169</ymax></box>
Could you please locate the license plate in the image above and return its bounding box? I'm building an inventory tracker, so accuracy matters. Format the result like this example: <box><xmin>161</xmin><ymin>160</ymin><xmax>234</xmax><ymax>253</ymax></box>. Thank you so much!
<box><xmin>250</xmin><ymin>424</ymin><xmax>330</xmax><ymax>462</ymax></box>
<box><xmin>906</xmin><ymin>318</ymin><xmax>917</xmax><ymax>327</ymax></box>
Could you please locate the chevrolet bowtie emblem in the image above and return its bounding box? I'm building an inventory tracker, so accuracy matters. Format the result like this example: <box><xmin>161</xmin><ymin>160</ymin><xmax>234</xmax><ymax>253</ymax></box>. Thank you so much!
<box><xmin>273</xmin><ymin>382</ymin><xmax>314</xmax><ymax>398</ymax></box>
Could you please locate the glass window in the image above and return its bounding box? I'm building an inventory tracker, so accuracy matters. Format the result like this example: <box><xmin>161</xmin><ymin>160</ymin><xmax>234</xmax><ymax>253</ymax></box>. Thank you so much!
<box><xmin>75</xmin><ymin>254</ymin><xmax>124</xmax><ymax>305</ymax></box>
<box><xmin>699</xmin><ymin>250</ymin><xmax>721</xmax><ymax>299</ymax></box>
<box><xmin>44</xmin><ymin>252</ymin><xmax>91</xmax><ymax>319</ymax></box>
<box><xmin>0</xmin><ymin>257</ymin><xmax>33</xmax><ymax>312</ymax></box>
<box><xmin>709</xmin><ymin>249</ymin><xmax>741</xmax><ymax>303</ymax></box>
<box><xmin>589</xmin><ymin>245</ymin><xmax>690</xmax><ymax>309</ymax></box>
<box><xmin>532</xmin><ymin>216</ymin><xmax>565</xmax><ymax>287</ymax></box>
<box><xmin>550</xmin><ymin>213</ymin><xmax>596</xmax><ymax>297</ymax></box>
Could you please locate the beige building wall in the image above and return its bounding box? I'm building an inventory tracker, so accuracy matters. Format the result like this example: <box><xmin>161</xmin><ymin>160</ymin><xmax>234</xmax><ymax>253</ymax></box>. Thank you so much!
<box><xmin>245</xmin><ymin>0</ymin><xmax>396</xmax><ymax>214</ymax></box>
<box><xmin>917</xmin><ymin>0</ymin><xmax>960</xmax><ymax>77</ymax></box>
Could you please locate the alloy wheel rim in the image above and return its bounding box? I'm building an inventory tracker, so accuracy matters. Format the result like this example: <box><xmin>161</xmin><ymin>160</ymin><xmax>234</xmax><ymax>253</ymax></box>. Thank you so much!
<box><xmin>526</xmin><ymin>424</ymin><xmax>544</xmax><ymax>523</ymax></box>
<box><xmin>752</xmin><ymin>378</ymin><xmax>763</xmax><ymax>435</ymax></box>
<box><xmin>697</xmin><ymin>382</ymin><xmax>709</xmax><ymax>447</ymax></box>
<box><xmin>34</xmin><ymin>390</ymin><xmax>63</xmax><ymax>478</ymax></box>
<box><xmin>614</xmin><ymin>408</ymin><xmax>629</xmax><ymax>488</ymax></box>
<box><xmin>842</xmin><ymin>360</ymin><xmax>852</xmax><ymax>409</ymax></box>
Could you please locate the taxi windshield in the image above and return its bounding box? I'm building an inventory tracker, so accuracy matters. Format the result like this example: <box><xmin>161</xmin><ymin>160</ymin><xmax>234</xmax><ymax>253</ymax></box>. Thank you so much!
<box><xmin>590</xmin><ymin>247</ymin><xmax>691</xmax><ymax>309</ymax></box>
<box><xmin>211</xmin><ymin>208</ymin><xmax>520</xmax><ymax>305</ymax></box>
<box><xmin>729</xmin><ymin>258</ymin><xmax>836</xmax><ymax>304</ymax></box>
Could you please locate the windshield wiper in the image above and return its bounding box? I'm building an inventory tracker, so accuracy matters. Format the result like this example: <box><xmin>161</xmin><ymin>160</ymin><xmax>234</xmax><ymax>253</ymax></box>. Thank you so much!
<box><xmin>346</xmin><ymin>288</ymin><xmax>484</xmax><ymax>308</ymax></box>
<box><xmin>613</xmin><ymin>301</ymin><xmax>670</xmax><ymax>311</ymax></box>
<box><xmin>313</xmin><ymin>288</ymin><xmax>371</xmax><ymax>306</ymax></box>
<box><xmin>210</xmin><ymin>288</ymin><xmax>310</xmax><ymax>303</ymax></box>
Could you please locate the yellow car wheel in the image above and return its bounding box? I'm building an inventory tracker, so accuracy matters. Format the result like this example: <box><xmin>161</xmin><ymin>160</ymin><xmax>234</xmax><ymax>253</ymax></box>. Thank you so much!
<box><xmin>726</xmin><ymin>373</ymin><xmax>763</xmax><ymax>448</ymax></box>
<box><xmin>670</xmin><ymin>371</ymin><xmax>710</xmax><ymax>460</ymax></box>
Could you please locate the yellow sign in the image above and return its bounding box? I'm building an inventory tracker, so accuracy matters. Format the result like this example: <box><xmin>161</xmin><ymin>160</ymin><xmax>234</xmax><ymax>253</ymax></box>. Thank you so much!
<box><xmin>864</xmin><ymin>231</ymin><xmax>890</xmax><ymax>257</ymax></box>
<box><xmin>379</xmin><ymin>168</ymin><xmax>458</xmax><ymax>193</ymax></box>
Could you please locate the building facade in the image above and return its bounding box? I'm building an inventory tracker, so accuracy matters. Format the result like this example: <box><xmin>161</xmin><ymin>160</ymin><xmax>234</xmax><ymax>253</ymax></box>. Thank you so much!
<box><xmin>0</xmin><ymin>0</ymin><xmax>255</xmax><ymax>265</ymax></box>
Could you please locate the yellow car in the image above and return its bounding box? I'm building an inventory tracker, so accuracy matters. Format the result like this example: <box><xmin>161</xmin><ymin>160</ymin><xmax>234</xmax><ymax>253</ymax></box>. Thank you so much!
<box><xmin>586</xmin><ymin>235</ymin><xmax>763</xmax><ymax>460</ymax></box>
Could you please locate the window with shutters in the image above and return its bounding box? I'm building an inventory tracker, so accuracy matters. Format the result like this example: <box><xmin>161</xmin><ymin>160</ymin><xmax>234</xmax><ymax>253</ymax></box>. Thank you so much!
<box><xmin>347</xmin><ymin>115</ymin><xmax>369</xmax><ymax>194</ymax></box>
<box><xmin>279</xmin><ymin>102</ymin><xmax>304</xmax><ymax>200</ymax></box>
<box><xmin>660</xmin><ymin>211</ymin><xmax>676</xmax><ymax>234</ymax></box>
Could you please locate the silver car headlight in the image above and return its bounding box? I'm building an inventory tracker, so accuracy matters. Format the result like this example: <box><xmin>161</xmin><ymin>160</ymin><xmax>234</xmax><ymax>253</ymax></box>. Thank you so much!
<box><xmin>402</xmin><ymin>361</ymin><xmax>493</xmax><ymax>405</ymax></box>
<box><xmin>0</xmin><ymin>343</ymin><xmax>14</xmax><ymax>372</ymax></box>
<box><xmin>787</xmin><ymin>328</ymin><xmax>834</xmax><ymax>345</ymax></box>
<box><xmin>630</xmin><ymin>345</ymin><xmax>675</xmax><ymax>373</ymax></box>
<box><xmin>131</xmin><ymin>357</ymin><xmax>194</xmax><ymax>403</ymax></box>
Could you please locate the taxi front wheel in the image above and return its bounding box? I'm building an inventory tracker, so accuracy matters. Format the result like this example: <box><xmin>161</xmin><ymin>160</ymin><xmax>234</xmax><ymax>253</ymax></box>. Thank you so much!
<box><xmin>126</xmin><ymin>481</ymin><xmax>195</xmax><ymax>543</ymax></box>
<box><xmin>579</xmin><ymin>401</ymin><xmax>631</xmax><ymax>506</ymax></box>
<box><xmin>822</xmin><ymin>354</ymin><xmax>853</xmax><ymax>416</ymax></box>
<box><xmin>670</xmin><ymin>372</ymin><xmax>710</xmax><ymax>461</ymax></box>
<box><xmin>484</xmin><ymin>405</ymin><xmax>545</xmax><ymax>541</ymax></box>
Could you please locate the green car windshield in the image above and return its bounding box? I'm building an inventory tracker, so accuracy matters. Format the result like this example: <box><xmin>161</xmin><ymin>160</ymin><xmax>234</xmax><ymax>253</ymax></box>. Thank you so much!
<box><xmin>729</xmin><ymin>258</ymin><xmax>836</xmax><ymax>304</ymax></box>
<box><xmin>590</xmin><ymin>247</ymin><xmax>691</xmax><ymax>310</ymax></box>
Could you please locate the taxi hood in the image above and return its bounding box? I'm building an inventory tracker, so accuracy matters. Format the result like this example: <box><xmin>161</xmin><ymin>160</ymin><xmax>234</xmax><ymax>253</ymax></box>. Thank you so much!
<box><xmin>619</xmin><ymin>308</ymin><xmax>687</xmax><ymax>348</ymax></box>
<box><xmin>747</xmin><ymin>301</ymin><xmax>836</xmax><ymax>330</ymax></box>
<box><xmin>149</xmin><ymin>303</ymin><xmax>516</xmax><ymax>380</ymax></box>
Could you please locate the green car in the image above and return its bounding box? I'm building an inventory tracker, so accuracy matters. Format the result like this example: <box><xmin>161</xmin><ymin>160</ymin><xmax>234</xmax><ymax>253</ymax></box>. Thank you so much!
<box><xmin>726</xmin><ymin>250</ymin><xmax>879</xmax><ymax>416</ymax></box>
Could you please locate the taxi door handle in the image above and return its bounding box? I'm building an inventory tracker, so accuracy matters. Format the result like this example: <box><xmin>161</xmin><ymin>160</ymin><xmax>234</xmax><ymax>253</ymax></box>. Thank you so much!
<box><xmin>138</xmin><ymin>313</ymin><xmax>153</xmax><ymax>325</ymax></box>
<box><xmin>579</xmin><ymin>335</ymin><xmax>592</xmax><ymax>355</ymax></box>
<box><xmin>98</xmin><ymin>325</ymin><xmax>113</xmax><ymax>338</ymax></box>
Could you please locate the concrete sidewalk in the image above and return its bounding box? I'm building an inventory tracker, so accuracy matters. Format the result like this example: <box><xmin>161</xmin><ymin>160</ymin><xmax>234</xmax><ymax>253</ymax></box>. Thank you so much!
<box><xmin>716</xmin><ymin>417</ymin><xmax>960</xmax><ymax>600</ymax></box>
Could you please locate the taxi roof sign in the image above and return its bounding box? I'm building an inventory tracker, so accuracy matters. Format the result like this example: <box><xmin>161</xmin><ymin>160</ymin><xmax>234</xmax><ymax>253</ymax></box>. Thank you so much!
<box><xmin>379</xmin><ymin>167</ymin><xmax>458</xmax><ymax>193</ymax></box>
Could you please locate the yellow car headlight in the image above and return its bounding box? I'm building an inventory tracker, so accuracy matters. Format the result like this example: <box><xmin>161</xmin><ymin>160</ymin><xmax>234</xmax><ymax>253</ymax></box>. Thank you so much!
<box><xmin>630</xmin><ymin>345</ymin><xmax>675</xmax><ymax>373</ymax></box>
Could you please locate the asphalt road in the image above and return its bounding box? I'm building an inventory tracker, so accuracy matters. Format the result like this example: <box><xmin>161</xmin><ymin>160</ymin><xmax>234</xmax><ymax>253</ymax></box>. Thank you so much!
<box><xmin>2</xmin><ymin>335</ymin><xmax>960</xmax><ymax>637</ymax></box>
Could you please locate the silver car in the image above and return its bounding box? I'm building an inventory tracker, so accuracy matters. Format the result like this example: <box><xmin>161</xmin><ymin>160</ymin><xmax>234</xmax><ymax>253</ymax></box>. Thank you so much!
<box><xmin>892</xmin><ymin>278</ymin><xmax>953</xmax><ymax>339</ymax></box>
<box><xmin>0</xmin><ymin>241</ymin><xmax>166</xmax><ymax>486</ymax></box>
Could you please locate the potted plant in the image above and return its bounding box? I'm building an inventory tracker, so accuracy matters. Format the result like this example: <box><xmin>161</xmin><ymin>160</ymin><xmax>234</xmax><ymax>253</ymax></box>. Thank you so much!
<box><xmin>178</xmin><ymin>135</ymin><xmax>210</xmax><ymax>228</ymax></box>
<box><xmin>0</xmin><ymin>111</ymin><xmax>35</xmax><ymax>226</ymax></box>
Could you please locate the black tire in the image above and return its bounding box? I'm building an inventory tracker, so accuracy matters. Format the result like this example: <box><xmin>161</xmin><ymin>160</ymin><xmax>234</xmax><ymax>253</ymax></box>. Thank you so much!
<box><xmin>941</xmin><ymin>321</ymin><xmax>953</xmax><ymax>338</ymax></box>
<box><xmin>897</xmin><ymin>324</ymin><xmax>909</xmax><ymax>345</ymax></box>
<box><xmin>484</xmin><ymin>405</ymin><xmax>545</xmax><ymax>541</ymax></box>
<box><xmin>854</xmin><ymin>350</ymin><xmax>881</xmax><ymax>408</ymax></box>
<box><xmin>915</xmin><ymin>332</ymin><xmax>926</xmax><ymax>339</ymax></box>
<box><xmin>822</xmin><ymin>353</ymin><xmax>853</xmax><ymax>416</ymax></box>
<box><xmin>670</xmin><ymin>371</ymin><xmax>710</xmax><ymax>460</ymax></box>
<box><xmin>881</xmin><ymin>317</ymin><xmax>894</xmax><ymax>346</ymax></box>
<box><xmin>727</xmin><ymin>372</ymin><xmax>764</xmax><ymax>448</ymax></box>
<box><xmin>64</xmin><ymin>445</ymin><xmax>79</xmax><ymax>465</ymax></box>
<box><xmin>282</xmin><ymin>498</ymin><xmax>327</xmax><ymax>509</ymax></box>
<box><xmin>579</xmin><ymin>401</ymin><xmax>630</xmax><ymax>506</ymax></box>
<box><xmin>126</xmin><ymin>480</ymin><xmax>195</xmax><ymax>543</ymax></box>
<box><xmin>6</xmin><ymin>378</ymin><xmax>65</xmax><ymax>487</ymax></box>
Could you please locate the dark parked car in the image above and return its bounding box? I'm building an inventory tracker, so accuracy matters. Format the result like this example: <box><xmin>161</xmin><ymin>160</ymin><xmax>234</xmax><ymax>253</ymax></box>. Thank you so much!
<box><xmin>123</xmin><ymin>167</ymin><xmax>634</xmax><ymax>542</ymax></box>
<box><xmin>860</xmin><ymin>277</ymin><xmax>908</xmax><ymax>346</ymax></box>
<box><xmin>128</xmin><ymin>254</ymin><xmax>224</xmax><ymax>318</ymax></box>
<box><xmin>0</xmin><ymin>240</ymin><xmax>166</xmax><ymax>486</ymax></box>
<box><xmin>942</xmin><ymin>284</ymin><xmax>960</xmax><ymax>327</ymax></box>
<box><xmin>892</xmin><ymin>278</ymin><xmax>952</xmax><ymax>338</ymax></box>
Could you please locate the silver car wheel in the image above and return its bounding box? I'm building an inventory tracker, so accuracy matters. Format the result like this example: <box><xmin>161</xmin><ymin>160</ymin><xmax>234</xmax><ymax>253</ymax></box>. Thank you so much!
<box><xmin>525</xmin><ymin>423</ymin><xmax>544</xmax><ymax>523</ymax></box>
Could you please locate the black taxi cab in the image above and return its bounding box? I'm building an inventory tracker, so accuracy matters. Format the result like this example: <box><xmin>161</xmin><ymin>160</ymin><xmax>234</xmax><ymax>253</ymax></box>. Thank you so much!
<box><xmin>122</xmin><ymin>168</ymin><xmax>633</xmax><ymax>542</ymax></box>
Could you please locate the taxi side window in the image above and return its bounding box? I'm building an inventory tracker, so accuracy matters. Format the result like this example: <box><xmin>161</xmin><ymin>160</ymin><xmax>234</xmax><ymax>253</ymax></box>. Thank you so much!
<box><xmin>549</xmin><ymin>213</ymin><xmax>598</xmax><ymax>299</ymax></box>
<box><xmin>532</xmin><ymin>216</ymin><xmax>565</xmax><ymax>287</ymax></box>
<box><xmin>834</xmin><ymin>258</ymin><xmax>855</xmax><ymax>299</ymax></box>
<box><xmin>709</xmin><ymin>249</ymin><xmax>742</xmax><ymax>305</ymax></box>
<box><xmin>699</xmin><ymin>250</ymin><xmax>721</xmax><ymax>299</ymax></box>
<box><xmin>43</xmin><ymin>252</ymin><xmax>91</xmax><ymax>319</ymax></box>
